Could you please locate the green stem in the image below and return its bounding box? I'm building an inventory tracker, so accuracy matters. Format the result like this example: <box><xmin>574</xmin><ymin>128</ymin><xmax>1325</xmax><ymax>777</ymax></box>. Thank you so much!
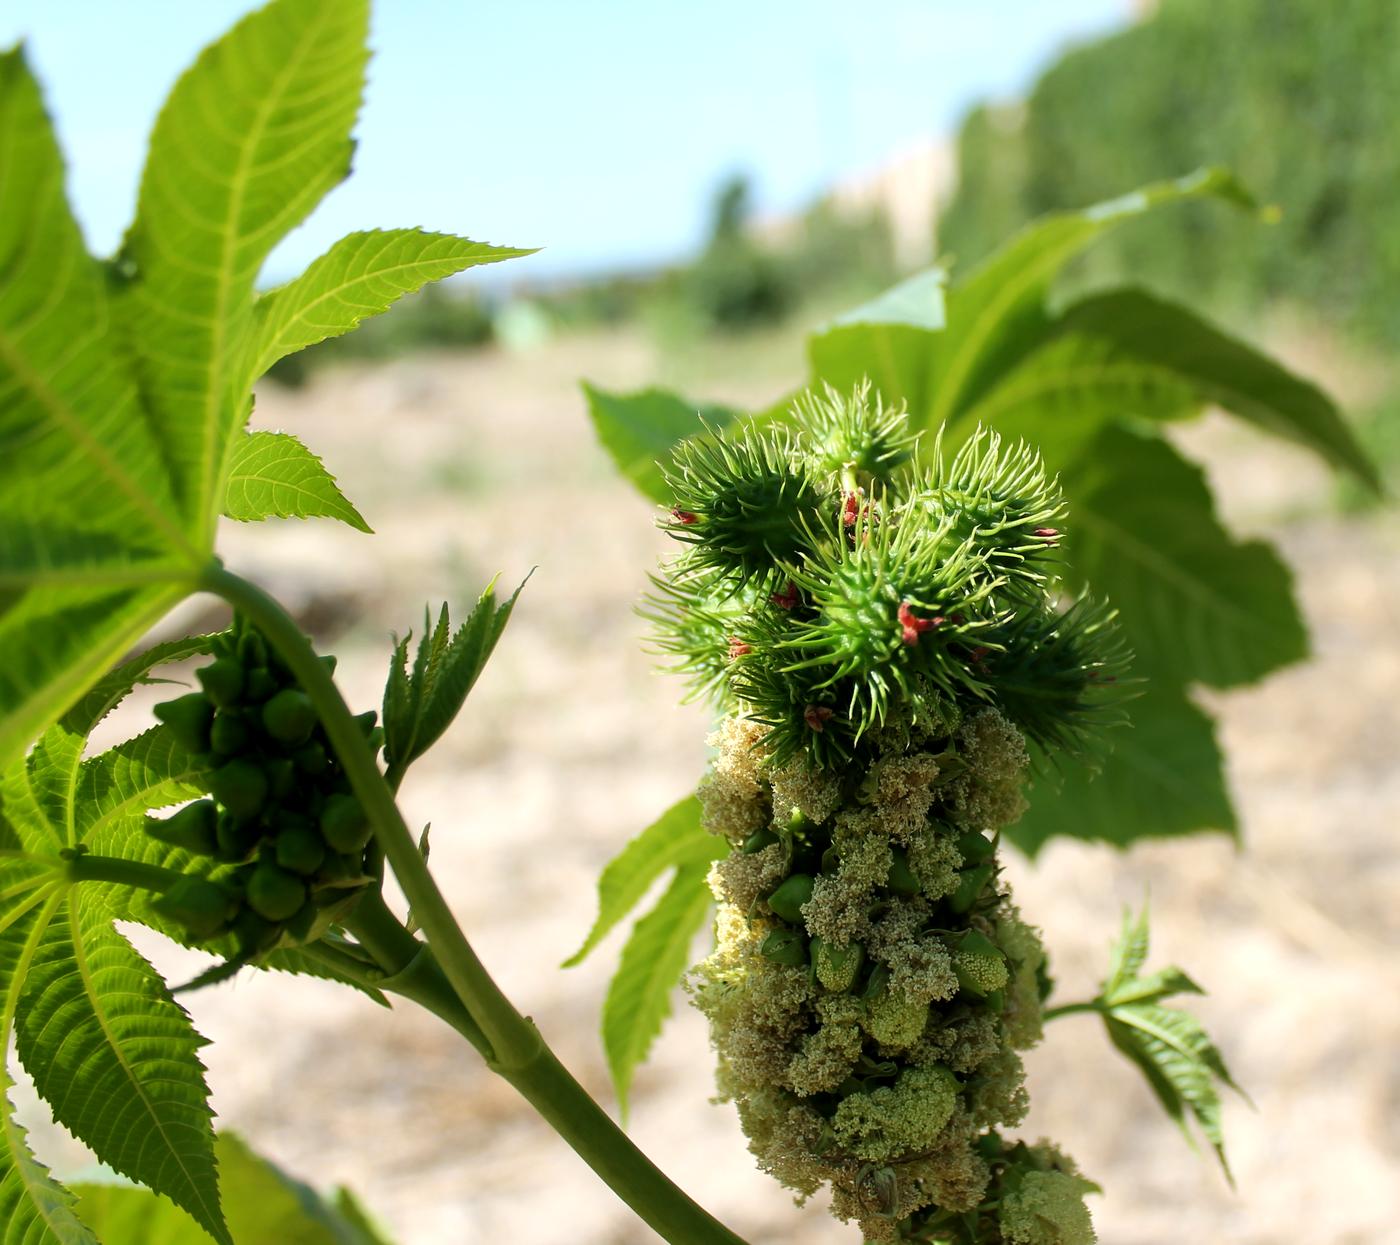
<box><xmin>64</xmin><ymin>852</ymin><xmax>184</xmax><ymax>893</ymax></box>
<box><xmin>199</xmin><ymin>561</ymin><xmax>750</xmax><ymax>1245</ymax></box>
<box><xmin>1042</xmin><ymin>1000</ymin><xmax>1102</xmax><ymax>1022</ymax></box>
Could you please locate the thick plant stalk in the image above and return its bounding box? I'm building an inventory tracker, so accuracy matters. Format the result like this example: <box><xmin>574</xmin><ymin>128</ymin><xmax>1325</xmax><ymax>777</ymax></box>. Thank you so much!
<box><xmin>198</xmin><ymin>560</ymin><xmax>751</xmax><ymax>1245</ymax></box>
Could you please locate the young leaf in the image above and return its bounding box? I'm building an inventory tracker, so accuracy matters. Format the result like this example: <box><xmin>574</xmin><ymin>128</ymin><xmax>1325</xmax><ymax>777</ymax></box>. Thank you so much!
<box><xmin>118</xmin><ymin>0</ymin><xmax>369</xmax><ymax>540</ymax></box>
<box><xmin>246</xmin><ymin>229</ymin><xmax>534</xmax><ymax>384</ymax></box>
<box><xmin>564</xmin><ymin>795</ymin><xmax>726</xmax><ymax>968</ymax></box>
<box><xmin>15</xmin><ymin>889</ymin><xmax>227</xmax><ymax>1244</ymax></box>
<box><xmin>601</xmin><ymin>861</ymin><xmax>714</xmax><ymax>1120</ymax></box>
<box><xmin>1095</xmin><ymin>906</ymin><xmax>1244</xmax><ymax>1178</ymax></box>
<box><xmin>223</xmin><ymin>431</ymin><xmax>371</xmax><ymax>532</ymax></box>
<box><xmin>0</xmin><ymin>886</ymin><xmax>96</xmax><ymax>1245</ymax></box>
<box><xmin>582</xmin><ymin>384</ymin><xmax>744</xmax><ymax>505</ymax></box>
<box><xmin>73</xmin><ymin>1131</ymin><xmax>396</xmax><ymax>1245</ymax></box>
<box><xmin>0</xmin><ymin>49</ymin><xmax>197</xmax><ymax>769</ymax></box>
<box><xmin>382</xmin><ymin>578</ymin><xmax>529</xmax><ymax>772</ymax></box>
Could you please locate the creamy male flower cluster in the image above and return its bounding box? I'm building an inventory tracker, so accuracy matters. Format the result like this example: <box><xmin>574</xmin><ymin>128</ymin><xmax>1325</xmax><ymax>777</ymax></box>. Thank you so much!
<box><xmin>648</xmin><ymin>385</ymin><xmax>1124</xmax><ymax>1244</ymax></box>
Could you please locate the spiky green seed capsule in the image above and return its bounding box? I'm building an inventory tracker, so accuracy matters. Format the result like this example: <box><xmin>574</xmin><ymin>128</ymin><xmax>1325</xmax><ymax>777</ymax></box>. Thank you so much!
<box><xmin>209</xmin><ymin>758</ymin><xmax>268</xmax><ymax>821</ymax></box>
<box><xmin>320</xmin><ymin>793</ymin><xmax>371</xmax><ymax>854</ymax></box>
<box><xmin>145</xmin><ymin>800</ymin><xmax>219</xmax><ymax>856</ymax></box>
<box><xmin>153</xmin><ymin>693</ymin><xmax>214</xmax><ymax>754</ymax></box>
<box><xmin>767</xmin><ymin>872</ymin><xmax>814</xmax><ymax>922</ymax></box>
<box><xmin>262</xmin><ymin>689</ymin><xmax>317</xmax><ymax>747</ymax></box>
<box><xmin>197</xmin><ymin>657</ymin><xmax>245</xmax><ymax>708</ymax></box>
<box><xmin>246</xmin><ymin>862</ymin><xmax>307</xmax><ymax>922</ymax></box>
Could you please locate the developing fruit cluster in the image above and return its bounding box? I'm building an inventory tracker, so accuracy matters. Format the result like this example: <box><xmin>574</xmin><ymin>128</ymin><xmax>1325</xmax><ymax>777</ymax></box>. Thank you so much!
<box><xmin>147</xmin><ymin>616</ymin><xmax>377</xmax><ymax>959</ymax></box>
<box><xmin>650</xmin><ymin>385</ymin><xmax>1123</xmax><ymax>1244</ymax></box>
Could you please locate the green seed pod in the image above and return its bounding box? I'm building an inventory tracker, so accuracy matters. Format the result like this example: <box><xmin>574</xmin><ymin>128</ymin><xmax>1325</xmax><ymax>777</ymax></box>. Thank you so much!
<box><xmin>742</xmin><ymin>828</ymin><xmax>779</xmax><ymax>854</ymax></box>
<box><xmin>760</xmin><ymin>928</ymin><xmax>809</xmax><ymax>967</ymax></box>
<box><xmin>320</xmin><ymin>793</ymin><xmax>371</xmax><ymax>854</ymax></box>
<box><xmin>144</xmin><ymin>800</ymin><xmax>219</xmax><ymax>856</ymax></box>
<box><xmin>887</xmin><ymin>847</ymin><xmax>920</xmax><ymax>897</ymax></box>
<box><xmin>153</xmin><ymin>693</ymin><xmax>214</xmax><ymax>754</ymax></box>
<box><xmin>215</xmin><ymin>809</ymin><xmax>262</xmax><ymax>862</ymax></box>
<box><xmin>264</xmin><ymin>757</ymin><xmax>297</xmax><ymax>800</ymax></box>
<box><xmin>285</xmin><ymin>897</ymin><xmax>320</xmax><ymax>943</ymax></box>
<box><xmin>293</xmin><ymin>741</ymin><xmax>329</xmax><ymax>776</ymax></box>
<box><xmin>767</xmin><ymin>872</ymin><xmax>815</xmax><ymax>923</ymax></box>
<box><xmin>353</xmin><ymin>709</ymin><xmax>378</xmax><ymax>737</ymax></box>
<box><xmin>209</xmin><ymin>711</ymin><xmax>250</xmax><ymax>757</ymax></box>
<box><xmin>812</xmin><ymin>936</ymin><xmax>865</xmax><ymax>992</ymax></box>
<box><xmin>956</xmin><ymin>829</ymin><xmax>996</xmax><ymax>864</ymax></box>
<box><xmin>197</xmin><ymin>657</ymin><xmax>245</xmax><ymax>708</ymax></box>
<box><xmin>210</xmin><ymin>758</ymin><xmax>269</xmax><ymax>821</ymax></box>
<box><xmin>261</xmin><ymin>689</ymin><xmax>317</xmax><ymax>747</ymax></box>
<box><xmin>275</xmin><ymin>826</ymin><xmax>327</xmax><ymax>877</ymax></box>
<box><xmin>154</xmin><ymin>877</ymin><xmax>235</xmax><ymax>941</ymax></box>
<box><xmin>243</xmin><ymin>667</ymin><xmax>277</xmax><ymax>703</ymax></box>
<box><xmin>949</xmin><ymin>862</ymin><xmax>994</xmax><ymax>914</ymax></box>
<box><xmin>315</xmin><ymin>851</ymin><xmax>366</xmax><ymax>887</ymax></box>
<box><xmin>246</xmin><ymin>861</ymin><xmax>308</xmax><ymax>922</ymax></box>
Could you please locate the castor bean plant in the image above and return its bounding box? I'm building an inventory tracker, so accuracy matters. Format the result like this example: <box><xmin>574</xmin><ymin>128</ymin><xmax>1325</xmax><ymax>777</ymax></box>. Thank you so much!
<box><xmin>0</xmin><ymin>1</ymin><xmax>1375</xmax><ymax>1243</ymax></box>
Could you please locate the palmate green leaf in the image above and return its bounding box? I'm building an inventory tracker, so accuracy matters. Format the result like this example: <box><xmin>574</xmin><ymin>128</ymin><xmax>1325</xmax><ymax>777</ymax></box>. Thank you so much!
<box><xmin>1007</xmin><ymin>689</ymin><xmax>1235</xmax><ymax>853</ymax></box>
<box><xmin>382</xmin><ymin>577</ymin><xmax>529</xmax><ymax>773</ymax></box>
<box><xmin>118</xmin><ymin>0</ymin><xmax>368</xmax><ymax>538</ymax></box>
<box><xmin>0</xmin><ymin>50</ymin><xmax>197</xmax><ymax>770</ymax></box>
<box><xmin>246</xmin><ymin>228</ymin><xmax>533</xmax><ymax>384</ymax></box>
<box><xmin>74</xmin><ymin>1131</ymin><xmax>395</xmax><ymax>1245</ymax></box>
<box><xmin>1094</xmin><ymin>906</ymin><xmax>1243</xmax><ymax>1179</ymax></box>
<box><xmin>602</xmin><ymin>859</ymin><xmax>716</xmax><ymax>1120</ymax></box>
<box><xmin>563</xmin><ymin>795</ymin><xmax>725</xmax><ymax>968</ymax></box>
<box><xmin>582</xmin><ymin>384</ymin><xmax>744</xmax><ymax>506</ymax></box>
<box><xmin>0</xmin><ymin>886</ymin><xmax>96</xmax><ymax>1245</ymax></box>
<box><xmin>223</xmin><ymin>431</ymin><xmax>371</xmax><ymax>532</ymax></box>
<box><xmin>15</xmin><ymin>888</ymin><xmax>227</xmax><ymax>1244</ymax></box>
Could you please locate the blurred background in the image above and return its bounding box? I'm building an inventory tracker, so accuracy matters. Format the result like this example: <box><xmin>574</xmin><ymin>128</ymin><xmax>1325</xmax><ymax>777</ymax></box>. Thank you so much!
<box><xmin>6</xmin><ymin>0</ymin><xmax>1399</xmax><ymax>1241</ymax></box>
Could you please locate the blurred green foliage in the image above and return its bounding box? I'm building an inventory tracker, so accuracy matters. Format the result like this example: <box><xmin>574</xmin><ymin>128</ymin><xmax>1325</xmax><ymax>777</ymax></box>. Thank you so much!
<box><xmin>939</xmin><ymin>0</ymin><xmax>1400</xmax><ymax>345</ymax></box>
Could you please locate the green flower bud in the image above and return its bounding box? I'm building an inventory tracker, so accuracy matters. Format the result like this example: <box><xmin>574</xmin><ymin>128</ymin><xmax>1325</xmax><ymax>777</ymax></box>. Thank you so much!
<box><xmin>353</xmin><ymin>709</ymin><xmax>378</xmax><ymax>737</ymax></box>
<box><xmin>144</xmin><ymin>800</ymin><xmax>219</xmax><ymax>856</ymax></box>
<box><xmin>154</xmin><ymin>877</ymin><xmax>236</xmax><ymax>941</ymax></box>
<box><xmin>236</xmin><ymin>629</ymin><xmax>267</xmax><ymax>669</ymax></box>
<box><xmin>208</xmin><ymin>711</ymin><xmax>250</xmax><ymax>757</ymax></box>
<box><xmin>948</xmin><ymin>930</ymin><xmax>1009</xmax><ymax>998</ymax></box>
<box><xmin>275</xmin><ymin>826</ymin><xmax>327</xmax><ymax>877</ymax></box>
<box><xmin>956</xmin><ymin>829</ymin><xmax>996</xmax><ymax>864</ymax></box>
<box><xmin>285</xmin><ymin>897</ymin><xmax>320</xmax><ymax>943</ymax></box>
<box><xmin>742</xmin><ymin>828</ymin><xmax>779</xmax><ymax>854</ymax></box>
<box><xmin>264</xmin><ymin>757</ymin><xmax>297</xmax><ymax>800</ymax></box>
<box><xmin>243</xmin><ymin>667</ymin><xmax>277</xmax><ymax>703</ymax></box>
<box><xmin>209</xmin><ymin>758</ymin><xmax>269</xmax><ymax>821</ymax></box>
<box><xmin>246</xmin><ymin>861</ymin><xmax>307</xmax><ymax>922</ymax></box>
<box><xmin>319</xmin><ymin>654</ymin><xmax>338</xmax><ymax>676</ymax></box>
<box><xmin>230</xmin><ymin>907</ymin><xmax>278</xmax><ymax>955</ymax></box>
<box><xmin>153</xmin><ymin>693</ymin><xmax>214</xmax><ymax>754</ymax></box>
<box><xmin>886</xmin><ymin>846</ymin><xmax>920</xmax><ymax>897</ymax></box>
<box><xmin>261</xmin><ymin>689</ymin><xmax>317</xmax><ymax>747</ymax></box>
<box><xmin>760</xmin><ymin>928</ymin><xmax>808</xmax><ymax>967</ymax></box>
<box><xmin>293</xmin><ymin>741</ymin><xmax>329</xmax><ymax>776</ymax></box>
<box><xmin>197</xmin><ymin>657</ymin><xmax>245</xmax><ymax>708</ymax></box>
<box><xmin>949</xmin><ymin>861</ymin><xmax>994</xmax><ymax>914</ymax></box>
<box><xmin>767</xmin><ymin>872</ymin><xmax>815</xmax><ymax>923</ymax></box>
<box><xmin>320</xmin><ymin>793</ymin><xmax>371</xmax><ymax>854</ymax></box>
<box><xmin>812</xmin><ymin>936</ymin><xmax>864</xmax><ymax>992</ymax></box>
<box><xmin>215</xmin><ymin>809</ymin><xmax>262</xmax><ymax>862</ymax></box>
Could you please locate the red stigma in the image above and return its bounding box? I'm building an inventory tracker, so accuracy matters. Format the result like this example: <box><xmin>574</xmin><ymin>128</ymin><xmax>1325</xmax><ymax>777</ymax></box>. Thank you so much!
<box><xmin>770</xmin><ymin>581</ymin><xmax>799</xmax><ymax>610</ymax></box>
<box><xmin>670</xmin><ymin>507</ymin><xmax>699</xmax><ymax>525</ymax></box>
<box><xmin>803</xmin><ymin>705</ymin><xmax>834</xmax><ymax>732</ymax></box>
<box><xmin>842</xmin><ymin>490</ymin><xmax>862</xmax><ymax>527</ymax></box>
<box><xmin>897</xmin><ymin>601</ymin><xmax>940</xmax><ymax>646</ymax></box>
<box><xmin>727</xmin><ymin>637</ymin><xmax>752</xmax><ymax>660</ymax></box>
<box><xmin>1034</xmin><ymin>527</ymin><xmax>1059</xmax><ymax>539</ymax></box>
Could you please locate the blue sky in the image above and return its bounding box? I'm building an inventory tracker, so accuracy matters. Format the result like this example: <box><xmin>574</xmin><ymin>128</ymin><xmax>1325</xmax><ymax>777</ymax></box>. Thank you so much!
<box><xmin>2</xmin><ymin>1</ymin><xmax>1130</xmax><ymax>284</ymax></box>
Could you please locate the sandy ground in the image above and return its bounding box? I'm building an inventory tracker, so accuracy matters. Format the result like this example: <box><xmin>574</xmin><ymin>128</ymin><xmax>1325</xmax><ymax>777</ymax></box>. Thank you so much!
<box><xmin>20</xmin><ymin>330</ymin><xmax>1400</xmax><ymax>1244</ymax></box>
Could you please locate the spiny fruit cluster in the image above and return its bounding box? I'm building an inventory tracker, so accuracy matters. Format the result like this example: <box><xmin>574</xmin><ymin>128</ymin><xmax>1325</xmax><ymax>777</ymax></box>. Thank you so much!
<box><xmin>147</xmin><ymin>616</ymin><xmax>377</xmax><ymax>959</ymax></box>
<box><xmin>652</xmin><ymin>385</ymin><xmax>1124</xmax><ymax>1244</ymax></box>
